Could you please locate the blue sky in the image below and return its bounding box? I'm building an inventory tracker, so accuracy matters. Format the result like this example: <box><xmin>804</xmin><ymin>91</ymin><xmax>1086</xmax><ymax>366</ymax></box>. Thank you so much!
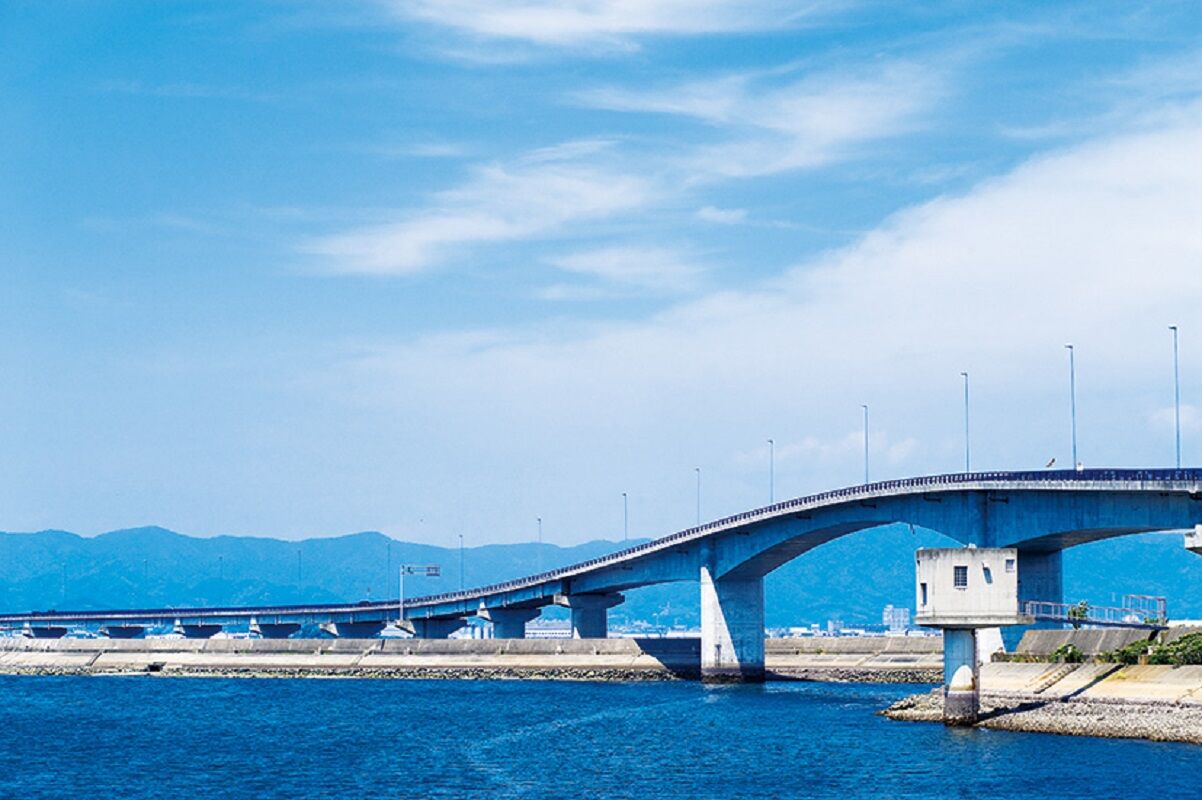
<box><xmin>3</xmin><ymin>1</ymin><xmax>1202</xmax><ymax>544</ymax></box>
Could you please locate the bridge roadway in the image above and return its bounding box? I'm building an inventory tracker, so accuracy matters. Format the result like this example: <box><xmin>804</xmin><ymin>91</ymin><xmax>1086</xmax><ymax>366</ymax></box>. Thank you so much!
<box><xmin>4</xmin><ymin>469</ymin><xmax>1202</xmax><ymax>680</ymax></box>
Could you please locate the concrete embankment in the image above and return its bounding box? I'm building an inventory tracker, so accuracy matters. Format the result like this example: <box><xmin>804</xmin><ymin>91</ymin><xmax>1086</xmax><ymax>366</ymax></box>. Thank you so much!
<box><xmin>0</xmin><ymin>636</ymin><xmax>942</xmax><ymax>682</ymax></box>
<box><xmin>885</xmin><ymin>627</ymin><xmax>1202</xmax><ymax>744</ymax></box>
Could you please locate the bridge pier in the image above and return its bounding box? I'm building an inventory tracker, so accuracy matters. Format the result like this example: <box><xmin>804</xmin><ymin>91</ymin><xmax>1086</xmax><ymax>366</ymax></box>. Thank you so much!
<box><xmin>410</xmin><ymin>618</ymin><xmax>467</xmax><ymax>639</ymax></box>
<box><xmin>250</xmin><ymin>620</ymin><xmax>301</xmax><ymax>639</ymax></box>
<box><xmin>175</xmin><ymin>621</ymin><xmax>222</xmax><ymax>639</ymax></box>
<box><xmin>942</xmin><ymin>628</ymin><xmax>980</xmax><ymax>725</ymax></box>
<box><xmin>700</xmin><ymin>567</ymin><xmax>764</xmax><ymax>683</ymax></box>
<box><xmin>100</xmin><ymin>625</ymin><xmax>145</xmax><ymax>639</ymax></box>
<box><xmin>328</xmin><ymin>621</ymin><xmax>386</xmax><ymax>638</ymax></box>
<box><xmin>1186</xmin><ymin>525</ymin><xmax>1202</xmax><ymax>556</ymax></box>
<box><xmin>481</xmin><ymin>607</ymin><xmax>540</xmax><ymax>639</ymax></box>
<box><xmin>555</xmin><ymin>593</ymin><xmax>623</xmax><ymax>638</ymax></box>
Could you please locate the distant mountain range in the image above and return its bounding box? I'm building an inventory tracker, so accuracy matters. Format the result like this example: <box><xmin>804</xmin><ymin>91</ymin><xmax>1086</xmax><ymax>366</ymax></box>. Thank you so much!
<box><xmin>3</xmin><ymin>525</ymin><xmax>1201</xmax><ymax>627</ymax></box>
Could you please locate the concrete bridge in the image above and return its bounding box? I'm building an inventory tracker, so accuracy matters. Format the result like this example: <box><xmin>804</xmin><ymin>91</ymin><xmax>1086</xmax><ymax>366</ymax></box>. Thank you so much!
<box><xmin>3</xmin><ymin>468</ymin><xmax>1201</xmax><ymax>682</ymax></box>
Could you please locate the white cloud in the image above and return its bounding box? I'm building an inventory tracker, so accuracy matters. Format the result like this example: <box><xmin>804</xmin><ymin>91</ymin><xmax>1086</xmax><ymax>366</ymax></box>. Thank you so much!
<box><xmin>579</xmin><ymin>61</ymin><xmax>942</xmax><ymax>178</ymax></box>
<box><xmin>548</xmin><ymin>245</ymin><xmax>704</xmax><ymax>294</ymax></box>
<box><xmin>306</xmin><ymin>156</ymin><xmax>656</xmax><ymax>274</ymax></box>
<box><xmin>324</xmin><ymin>104</ymin><xmax>1202</xmax><ymax>536</ymax></box>
<box><xmin>697</xmin><ymin>206</ymin><xmax>747</xmax><ymax>224</ymax></box>
<box><xmin>1150</xmin><ymin>404</ymin><xmax>1202</xmax><ymax>435</ymax></box>
<box><xmin>387</xmin><ymin>0</ymin><xmax>831</xmax><ymax>48</ymax></box>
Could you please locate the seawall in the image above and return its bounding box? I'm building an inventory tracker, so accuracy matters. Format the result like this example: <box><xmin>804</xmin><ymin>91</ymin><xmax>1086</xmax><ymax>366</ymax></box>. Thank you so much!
<box><xmin>0</xmin><ymin>636</ymin><xmax>942</xmax><ymax>682</ymax></box>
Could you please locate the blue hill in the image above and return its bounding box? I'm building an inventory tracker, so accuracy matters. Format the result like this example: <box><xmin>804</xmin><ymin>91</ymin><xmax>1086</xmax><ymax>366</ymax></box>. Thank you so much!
<box><xmin>2</xmin><ymin>525</ymin><xmax>1200</xmax><ymax>627</ymax></box>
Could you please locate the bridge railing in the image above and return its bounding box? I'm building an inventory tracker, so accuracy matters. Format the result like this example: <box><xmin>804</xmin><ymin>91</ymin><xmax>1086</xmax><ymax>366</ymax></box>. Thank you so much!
<box><xmin>401</xmin><ymin>468</ymin><xmax>1202</xmax><ymax>608</ymax></box>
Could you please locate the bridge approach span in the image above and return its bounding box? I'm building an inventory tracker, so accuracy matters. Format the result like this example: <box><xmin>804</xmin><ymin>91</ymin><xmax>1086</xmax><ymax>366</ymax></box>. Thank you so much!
<box><xmin>3</xmin><ymin>469</ymin><xmax>1201</xmax><ymax>680</ymax></box>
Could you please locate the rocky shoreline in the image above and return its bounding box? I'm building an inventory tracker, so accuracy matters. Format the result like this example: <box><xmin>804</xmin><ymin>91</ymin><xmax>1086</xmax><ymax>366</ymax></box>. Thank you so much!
<box><xmin>883</xmin><ymin>689</ymin><xmax>1202</xmax><ymax>744</ymax></box>
<box><xmin>0</xmin><ymin>663</ymin><xmax>943</xmax><ymax>683</ymax></box>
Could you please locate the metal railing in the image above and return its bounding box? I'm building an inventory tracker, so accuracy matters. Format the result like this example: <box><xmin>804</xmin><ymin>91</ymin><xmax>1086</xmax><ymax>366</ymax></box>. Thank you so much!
<box><xmin>1024</xmin><ymin>596</ymin><xmax>1169</xmax><ymax>629</ymax></box>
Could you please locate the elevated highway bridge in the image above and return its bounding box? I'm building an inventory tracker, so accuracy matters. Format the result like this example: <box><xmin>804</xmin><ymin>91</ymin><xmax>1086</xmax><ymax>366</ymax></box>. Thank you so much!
<box><xmin>4</xmin><ymin>468</ymin><xmax>1202</xmax><ymax>681</ymax></box>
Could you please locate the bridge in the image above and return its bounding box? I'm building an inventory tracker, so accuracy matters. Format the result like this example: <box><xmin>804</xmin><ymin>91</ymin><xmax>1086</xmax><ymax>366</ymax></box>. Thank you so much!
<box><xmin>3</xmin><ymin>468</ymin><xmax>1202</xmax><ymax>682</ymax></box>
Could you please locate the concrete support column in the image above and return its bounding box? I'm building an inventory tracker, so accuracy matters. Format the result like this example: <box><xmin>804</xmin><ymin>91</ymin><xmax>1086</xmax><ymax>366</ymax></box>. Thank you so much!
<box><xmin>1186</xmin><ymin>525</ymin><xmax>1202</xmax><ymax>555</ymax></box>
<box><xmin>250</xmin><ymin>621</ymin><xmax>300</xmax><ymax>639</ymax></box>
<box><xmin>329</xmin><ymin>621</ymin><xmax>386</xmax><ymax>638</ymax></box>
<box><xmin>554</xmin><ymin>593</ymin><xmax>624</xmax><ymax>639</ymax></box>
<box><xmin>480</xmin><ymin>607</ymin><xmax>540</xmax><ymax>639</ymax></box>
<box><xmin>942</xmin><ymin>628</ymin><xmax>980</xmax><ymax>726</ymax></box>
<box><xmin>410</xmin><ymin>618</ymin><xmax>467</xmax><ymax>639</ymax></box>
<box><xmin>700</xmin><ymin>566</ymin><xmax>765</xmax><ymax>683</ymax></box>
<box><xmin>175</xmin><ymin>621</ymin><xmax>222</xmax><ymax>639</ymax></box>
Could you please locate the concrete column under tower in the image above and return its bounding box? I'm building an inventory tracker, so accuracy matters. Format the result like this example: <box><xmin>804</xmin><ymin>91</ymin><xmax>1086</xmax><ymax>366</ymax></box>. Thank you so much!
<box><xmin>480</xmin><ymin>607</ymin><xmax>540</xmax><ymax>639</ymax></box>
<box><xmin>699</xmin><ymin>566</ymin><xmax>765</xmax><ymax>683</ymax></box>
<box><xmin>554</xmin><ymin>593</ymin><xmax>624</xmax><ymax>639</ymax></box>
<box><xmin>942</xmin><ymin>628</ymin><xmax>980</xmax><ymax>726</ymax></box>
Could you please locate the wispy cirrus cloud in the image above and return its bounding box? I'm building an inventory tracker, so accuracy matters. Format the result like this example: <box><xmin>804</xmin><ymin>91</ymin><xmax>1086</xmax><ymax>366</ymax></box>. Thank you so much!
<box><xmin>543</xmin><ymin>245</ymin><xmax>705</xmax><ymax>298</ymax></box>
<box><xmin>384</xmin><ymin>0</ymin><xmax>835</xmax><ymax>49</ymax></box>
<box><xmin>306</xmin><ymin>150</ymin><xmax>657</xmax><ymax>275</ymax></box>
<box><xmin>580</xmin><ymin>61</ymin><xmax>943</xmax><ymax>179</ymax></box>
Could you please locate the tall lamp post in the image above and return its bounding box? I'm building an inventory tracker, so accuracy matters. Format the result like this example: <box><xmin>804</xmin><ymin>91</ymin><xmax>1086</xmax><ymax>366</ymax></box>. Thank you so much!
<box><xmin>768</xmin><ymin>438</ymin><xmax>775</xmax><ymax>504</ymax></box>
<box><xmin>861</xmin><ymin>404</ymin><xmax>870</xmax><ymax>484</ymax></box>
<box><xmin>622</xmin><ymin>492</ymin><xmax>629</xmax><ymax>542</ymax></box>
<box><xmin>695</xmin><ymin>468</ymin><xmax>701</xmax><ymax>525</ymax></box>
<box><xmin>1171</xmin><ymin>325</ymin><xmax>1182</xmax><ymax>468</ymax></box>
<box><xmin>536</xmin><ymin>517</ymin><xmax>543</xmax><ymax>574</ymax></box>
<box><xmin>1065</xmin><ymin>344</ymin><xmax>1078</xmax><ymax>468</ymax></box>
<box><xmin>960</xmin><ymin>371</ymin><xmax>971</xmax><ymax>472</ymax></box>
<box><xmin>458</xmin><ymin>534</ymin><xmax>464</xmax><ymax>590</ymax></box>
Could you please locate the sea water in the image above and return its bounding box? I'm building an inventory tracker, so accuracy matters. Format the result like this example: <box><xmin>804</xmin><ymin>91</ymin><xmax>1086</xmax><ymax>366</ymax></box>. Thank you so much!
<box><xmin>1</xmin><ymin>676</ymin><xmax>1199</xmax><ymax>799</ymax></box>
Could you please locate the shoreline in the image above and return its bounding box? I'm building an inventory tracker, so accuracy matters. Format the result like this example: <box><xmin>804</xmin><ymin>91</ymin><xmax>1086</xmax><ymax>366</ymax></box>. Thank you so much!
<box><xmin>883</xmin><ymin>689</ymin><xmax>1202</xmax><ymax>745</ymax></box>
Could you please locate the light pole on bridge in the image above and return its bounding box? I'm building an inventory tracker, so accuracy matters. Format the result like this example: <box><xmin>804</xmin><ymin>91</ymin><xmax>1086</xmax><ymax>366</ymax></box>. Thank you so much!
<box><xmin>960</xmin><ymin>371</ymin><xmax>970</xmax><ymax>473</ymax></box>
<box><xmin>1065</xmin><ymin>344</ymin><xmax>1078</xmax><ymax>468</ymax></box>
<box><xmin>861</xmin><ymin>404</ymin><xmax>870</xmax><ymax>484</ymax></box>
<box><xmin>622</xmin><ymin>492</ymin><xmax>628</xmax><ymax>542</ymax></box>
<box><xmin>768</xmin><ymin>438</ymin><xmax>775</xmax><ymax>504</ymax></box>
<box><xmin>695</xmin><ymin>467</ymin><xmax>701</xmax><ymax>525</ymax></box>
<box><xmin>1171</xmin><ymin>325</ymin><xmax>1182</xmax><ymax>469</ymax></box>
<box><xmin>458</xmin><ymin>534</ymin><xmax>465</xmax><ymax>590</ymax></box>
<box><xmin>537</xmin><ymin>517</ymin><xmax>543</xmax><ymax>573</ymax></box>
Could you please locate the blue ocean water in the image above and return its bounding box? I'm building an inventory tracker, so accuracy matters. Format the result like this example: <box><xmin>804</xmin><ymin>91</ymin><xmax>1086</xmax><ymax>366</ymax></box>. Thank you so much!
<box><xmin>1</xmin><ymin>676</ymin><xmax>1199</xmax><ymax>799</ymax></box>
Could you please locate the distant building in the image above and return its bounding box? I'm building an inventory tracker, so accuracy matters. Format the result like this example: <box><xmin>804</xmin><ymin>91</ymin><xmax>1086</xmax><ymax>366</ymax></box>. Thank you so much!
<box><xmin>825</xmin><ymin>618</ymin><xmax>843</xmax><ymax>636</ymax></box>
<box><xmin>882</xmin><ymin>604</ymin><xmax>910</xmax><ymax>634</ymax></box>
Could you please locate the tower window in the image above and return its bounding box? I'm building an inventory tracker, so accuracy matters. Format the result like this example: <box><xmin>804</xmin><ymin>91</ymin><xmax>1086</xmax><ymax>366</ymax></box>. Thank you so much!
<box><xmin>953</xmin><ymin>565</ymin><xmax>968</xmax><ymax>589</ymax></box>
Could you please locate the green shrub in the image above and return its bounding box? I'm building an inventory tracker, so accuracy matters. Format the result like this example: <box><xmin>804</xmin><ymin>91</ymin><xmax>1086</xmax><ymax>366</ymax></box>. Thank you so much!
<box><xmin>1050</xmin><ymin>643</ymin><xmax>1084</xmax><ymax>664</ymax></box>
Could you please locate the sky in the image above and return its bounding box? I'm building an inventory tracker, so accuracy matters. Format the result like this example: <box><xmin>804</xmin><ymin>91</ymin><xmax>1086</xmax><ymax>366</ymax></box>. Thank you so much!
<box><xmin>3</xmin><ymin>1</ymin><xmax>1202</xmax><ymax>545</ymax></box>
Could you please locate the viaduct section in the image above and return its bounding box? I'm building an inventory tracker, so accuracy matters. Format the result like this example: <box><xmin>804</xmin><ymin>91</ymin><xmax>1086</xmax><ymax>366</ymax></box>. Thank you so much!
<box><xmin>3</xmin><ymin>469</ymin><xmax>1201</xmax><ymax>683</ymax></box>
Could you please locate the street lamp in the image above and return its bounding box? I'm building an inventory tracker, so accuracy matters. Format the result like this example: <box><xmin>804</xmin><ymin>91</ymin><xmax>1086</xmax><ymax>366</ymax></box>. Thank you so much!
<box><xmin>1171</xmin><ymin>325</ymin><xmax>1182</xmax><ymax>468</ymax></box>
<box><xmin>768</xmin><ymin>438</ymin><xmax>775</xmax><ymax>504</ymax></box>
<box><xmin>862</xmin><ymin>404</ymin><xmax>870</xmax><ymax>484</ymax></box>
<box><xmin>537</xmin><ymin>517</ymin><xmax>543</xmax><ymax>574</ymax></box>
<box><xmin>695</xmin><ymin>467</ymin><xmax>701</xmax><ymax>525</ymax></box>
<box><xmin>398</xmin><ymin>564</ymin><xmax>441</xmax><ymax>627</ymax></box>
<box><xmin>622</xmin><ymin>492</ymin><xmax>629</xmax><ymax>542</ymax></box>
<box><xmin>1065</xmin><ymin>344</ymin><xmax>1078</xmax><ymax>468</ymax></box>
<box><xmin>960</xmin><ymin>372</ymin><xmax>970</xmax><ymax>473</ymax></box>
<box><xmin>458</xmin><ymin>534</ymin><xmax>464</xmax><ymax>590</ymax></box>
